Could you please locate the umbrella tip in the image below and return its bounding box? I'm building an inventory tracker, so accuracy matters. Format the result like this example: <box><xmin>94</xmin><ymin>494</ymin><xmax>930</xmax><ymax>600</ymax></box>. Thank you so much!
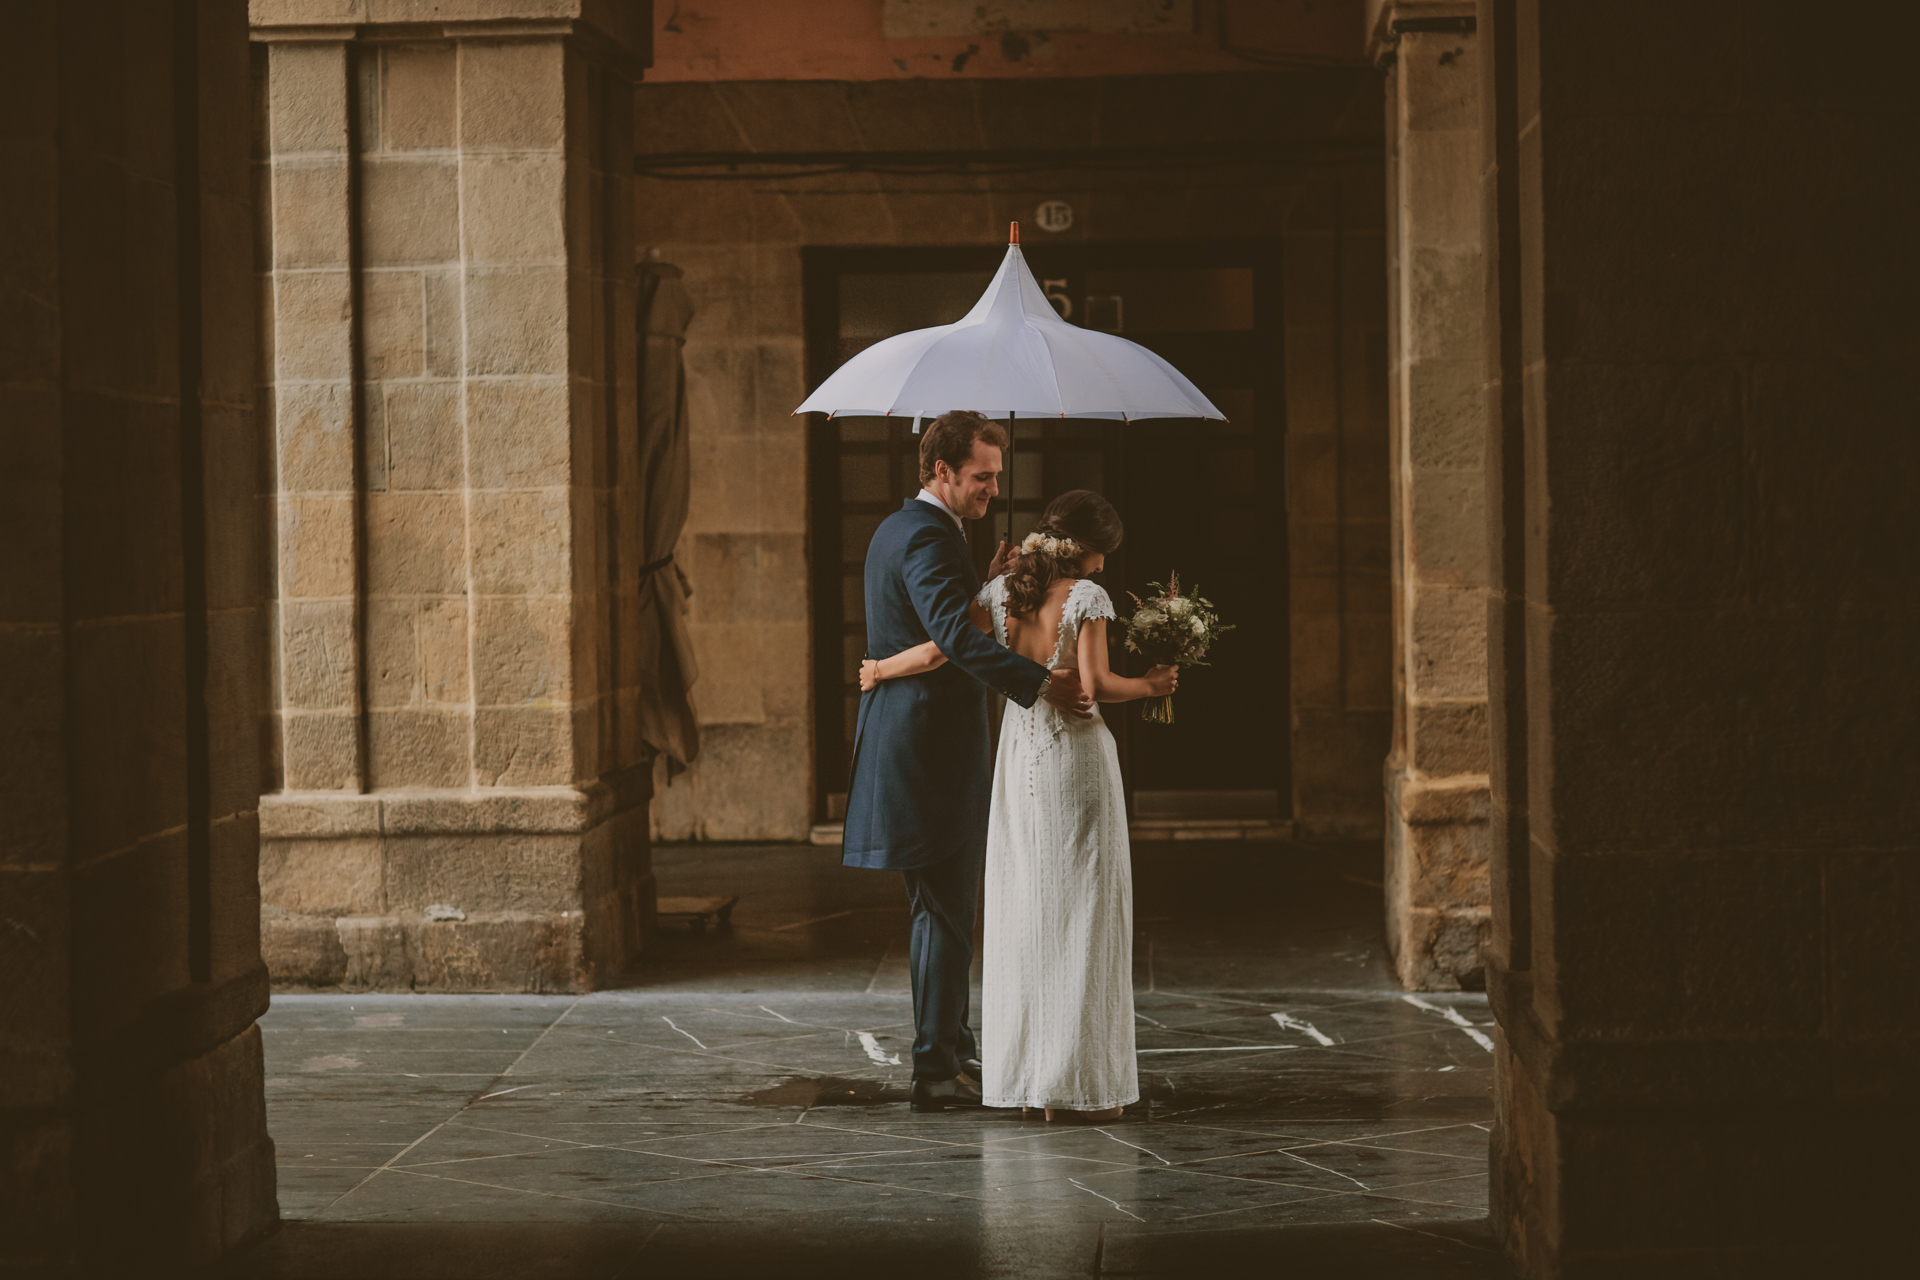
<box><xmin>1009</xmin><ymin>221</ymin><xmax>1019</xmax><ymax>246</ymax></box>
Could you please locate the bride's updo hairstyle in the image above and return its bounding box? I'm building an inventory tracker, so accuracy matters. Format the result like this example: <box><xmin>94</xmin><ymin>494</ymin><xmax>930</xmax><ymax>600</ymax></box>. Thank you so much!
<box><xmin>1004</xmin><ymin>489</ymin><xmax>1123</xmax><ymax>618</ymax></box>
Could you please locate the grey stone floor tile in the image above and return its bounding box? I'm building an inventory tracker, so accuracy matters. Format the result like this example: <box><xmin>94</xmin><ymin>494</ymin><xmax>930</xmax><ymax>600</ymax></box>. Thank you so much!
<box><xmin>264</xmin><ymin>1021</ymin><xmax>560</xmax><ymax>1046</ymax></box>
<box><xmin>769</xmin><ymin>1116</ymin><xmax>1037</xmax><ymax>1149</ymax></box>
<box><xmin>581</xmin><ymin>1162</ymin><xmax>976</xmax><ymax>1221</ymax></box>
<box><xmin>265</xmin><ymin>1113</ymin><xmax>464</xmax><ymax>1140</ymax></box>
<box><xmin>971</xmin><ymin>1124</ymin><xmax>1203</xmax><ymax>1165</ymax></box>
<box><xmin>272</xmin><ymin>1177</ymin><xmax>370</xmax><ymax>1219</ymax></box>
<box><xmin>1074</xmin><ymin>1164</ymin><xmax>1345</xmax><ymax>1220</ymax></box>
<box><xmin>387</xmin><ymin>1122</ymin><xmax>606</xmax><ymax>1169</ymax></box>
<box><xmin>449</xmin><ymin>1118</ymin><xmax>782</xmax><ymax>1147</ymax></box>
<box><xmin>400</xmin><ymin>1142</ymin><xmax>764</xmax><ymax>1193</ymax></box>
<box><xmin>612</xmin><ymin>1121</ymin><xmax>955</xmax><ymax>1163</ymax></box>
<box><xmin>268</xmin><ymin>1053</ymin><xmax>533</xmax><ymax>1080</ymax></box>
<box><xmin>802</xmin><ymin>1147</ymin><xmax>1124</xmax><ymax>1191</ymax></box>
<box><xmin>533</xmin><ymin>1025</ymin><xmax>905</xmax><ymax>1075</ymax></box>
<box><xmin>272</xmin><ymin>1158</ymin><xmax>394</xmax><ymax>1215</ymax></box>
<box><xmin>265</xmin><ymin>1082</ymin><xmax>478</xmax><ymax>1112</ymax></box>
<box><xmin>1179</xmin><ymin>1140</ymin><xmax>1482</xmax><ymax>1194</ymax></box>
<box><xmin>266</xmin><ymin>993</ymin><xmax>580</xmax><ymax>1016</ymax></box>
<box><xmin>277</xmin><ymin>1135</ymin><xmax>409</xmax><ymax>1156</ymax></box>
<box><xmin>1172</xmin><ymin>1118</ymin><xmax>1486</xmax><ymax>1149</ymax></box>
<box><xmin>318</xmin><ymin>1165</ymin><xmax>684</xmax><ymax>1222</ymax></box>
<box><xmin>229</xmin><ymin>840</ymin><xmax>1504</xmax><ymax>1277</ymax></box>
<box><xmin>1339</xmin><ymin>1121</ymin><xmax>1493</xmax><ymax>1159</ymax></box>
<box><xmin>1362</xmin><ymin>1171</ymin><xmax>1491</xmax><ymax>1210</ymax></box>
<box><xmin>1161</xmin><ymin>1185</ymin><xmax>1489</xmax><ymax>1231</ymax></box>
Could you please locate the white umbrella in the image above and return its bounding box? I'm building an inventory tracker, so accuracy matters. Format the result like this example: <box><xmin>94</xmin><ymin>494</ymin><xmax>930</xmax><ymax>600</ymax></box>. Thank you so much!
<box><xmin>795</xmin><ymin>223</ymin><xmax>1226</xmax><ymax>541</ymax></box>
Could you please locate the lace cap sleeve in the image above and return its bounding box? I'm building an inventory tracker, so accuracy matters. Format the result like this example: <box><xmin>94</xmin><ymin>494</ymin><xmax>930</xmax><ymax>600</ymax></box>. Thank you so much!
<box><xmin>976</xmin><ymin>575</ymin><xmax>1010</xmax><ymax>646</ymax></box>
<box><xmin>1072</xmin><ymin>579</ymin><xmax>1118</xmax><ymax>626</ymax></box>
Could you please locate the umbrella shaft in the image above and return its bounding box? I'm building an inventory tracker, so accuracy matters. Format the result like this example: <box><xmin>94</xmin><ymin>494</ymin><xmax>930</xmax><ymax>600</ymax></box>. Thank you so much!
<box><xmin>1006</xmin><ymin>410</ymin><xmax>1016</xmax><ymax>549</ymax></box>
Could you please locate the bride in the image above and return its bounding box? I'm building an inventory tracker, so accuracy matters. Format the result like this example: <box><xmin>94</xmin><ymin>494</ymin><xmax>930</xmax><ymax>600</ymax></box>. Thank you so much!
<box><xmin>861</xmin><ymin>490</ymin><xmax>1177</xmax><ymax>1122</ymax></box>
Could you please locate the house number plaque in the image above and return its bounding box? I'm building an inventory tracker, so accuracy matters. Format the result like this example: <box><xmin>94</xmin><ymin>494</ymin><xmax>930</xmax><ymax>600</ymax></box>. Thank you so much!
<box><xmin>1035</xmin><ymin>200</ymin><xmax>1074</xmax><ymax>233</ymax></box>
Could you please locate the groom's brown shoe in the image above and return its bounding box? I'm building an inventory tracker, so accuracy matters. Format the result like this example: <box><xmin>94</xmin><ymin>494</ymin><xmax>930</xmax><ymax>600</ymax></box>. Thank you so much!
<box><xmin>910</xmin><ymin>1073</ymin><xmax>983</xmax><ymax>1113</ymax></box>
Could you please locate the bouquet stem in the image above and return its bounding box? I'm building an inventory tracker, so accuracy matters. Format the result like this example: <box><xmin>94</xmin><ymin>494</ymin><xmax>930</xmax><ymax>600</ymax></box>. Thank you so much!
<box><xmin>1142</xmin><ymin>695</ymin><xmax>1174</xmax><ymax>725</ymax></box>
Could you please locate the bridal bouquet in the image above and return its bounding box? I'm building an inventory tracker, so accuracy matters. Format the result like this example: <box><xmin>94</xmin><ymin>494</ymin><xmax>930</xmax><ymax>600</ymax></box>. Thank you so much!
<box><xmin>1122</xmin><ymin>571</ymin><xmax>1231</xmax><ymax>724</ymax></box>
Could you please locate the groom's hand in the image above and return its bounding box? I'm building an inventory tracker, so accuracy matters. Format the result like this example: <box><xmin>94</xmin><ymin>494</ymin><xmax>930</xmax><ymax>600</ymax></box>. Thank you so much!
<box><xmin>988</xmin><ymin>539</ymin><xmax>1013</xmax><ymax>581</ymax></box>
<box><xmin>1043</xmin><ymin>668</ymin><xmax>1095</xmax><ymax>720</ymax></box>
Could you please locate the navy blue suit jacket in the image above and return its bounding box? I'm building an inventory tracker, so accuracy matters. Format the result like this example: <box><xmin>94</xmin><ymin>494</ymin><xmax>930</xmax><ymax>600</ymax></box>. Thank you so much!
<box><xmin>842</xmin><ymin>499</ymin><xmax>1051</xmax><ymax>871</ymax></box>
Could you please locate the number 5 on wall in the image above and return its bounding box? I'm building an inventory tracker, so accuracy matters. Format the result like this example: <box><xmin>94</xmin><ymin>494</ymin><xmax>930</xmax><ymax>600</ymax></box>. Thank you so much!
<box><xmin>1043</xmin><ymin>278</ymin><xmax>1072</xmax><ymax>321</ymax></box>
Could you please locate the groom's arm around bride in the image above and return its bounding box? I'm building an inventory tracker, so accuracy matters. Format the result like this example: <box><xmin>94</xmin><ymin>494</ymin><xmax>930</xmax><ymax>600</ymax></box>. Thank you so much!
<box><xmin>898</xmin><ymin>513</ymin><xmax>1088</xmax><ymax>716</ymax></box>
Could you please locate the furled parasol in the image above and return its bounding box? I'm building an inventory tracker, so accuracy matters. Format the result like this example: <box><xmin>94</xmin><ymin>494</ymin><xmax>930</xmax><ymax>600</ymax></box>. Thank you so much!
<box><xmin>634</xmin><ymin>258</ymin><xmax>701</xmax><ymax>773</ymax></box>
<box><xmin>794</xmin><ymin>224</ymin><xmax>1226</xmax><ymax>543</ymax></box>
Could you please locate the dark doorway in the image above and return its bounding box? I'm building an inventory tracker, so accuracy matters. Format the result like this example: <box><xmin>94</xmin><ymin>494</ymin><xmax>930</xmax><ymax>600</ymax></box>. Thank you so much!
<box><xmin>804</xmin><ymin>242</ymin><xmax>1288</xmax><ymax>826</ymax></box>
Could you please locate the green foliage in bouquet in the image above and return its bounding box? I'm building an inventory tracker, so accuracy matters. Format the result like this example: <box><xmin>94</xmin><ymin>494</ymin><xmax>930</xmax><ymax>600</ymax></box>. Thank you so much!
<box><xmin>1121</xmin><ymin>571</ymin><xmax>1233</xmax><ymax>723</ymax></box>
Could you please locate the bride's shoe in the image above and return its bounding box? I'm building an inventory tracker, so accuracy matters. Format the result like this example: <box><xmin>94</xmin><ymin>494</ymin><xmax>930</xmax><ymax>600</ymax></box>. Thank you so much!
<box><xmin>1044</xmin><ymin>1105</ymin><xmax>1125</xmax><ymax>1124</ymax></box>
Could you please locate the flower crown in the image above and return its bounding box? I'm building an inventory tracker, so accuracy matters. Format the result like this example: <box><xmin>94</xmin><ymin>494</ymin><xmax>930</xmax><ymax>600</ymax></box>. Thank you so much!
<box><xmin>1019</xmin><ymin>531</ymin><xmax>1084</xmax><ymax>560</ymax></box>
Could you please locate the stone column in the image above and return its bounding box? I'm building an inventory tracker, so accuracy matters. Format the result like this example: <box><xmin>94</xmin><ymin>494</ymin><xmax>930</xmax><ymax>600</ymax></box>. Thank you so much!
<box><xmin>1485</xmin><ymin>1</ymin><xmax>1918</xmax><ymax>1272</ymax></box>
<box><xmin>251</xmin><ymin>1</ymin><xmax>654</xmax><ymax>991</ymax></box>
<box><xmin>2</xmin><ymin>1</ymin><xmax>277</xmax><ymax>1271</ymax></box>
<box><xmin>1370</xmin><ymin>1</ymin><xmax>1490</xmax><ymax>990</ymax></box>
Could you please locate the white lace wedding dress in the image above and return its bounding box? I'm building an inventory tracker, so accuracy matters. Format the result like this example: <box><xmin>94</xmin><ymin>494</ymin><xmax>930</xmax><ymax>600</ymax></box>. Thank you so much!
<box><xmin>977</xmin><ymin>574</ymin><xmax>1138</xmax><ymax>1112</ymax></box>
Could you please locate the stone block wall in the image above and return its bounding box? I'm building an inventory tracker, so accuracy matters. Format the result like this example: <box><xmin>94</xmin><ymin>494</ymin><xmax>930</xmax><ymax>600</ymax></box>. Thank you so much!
<box><xmin>1378</xmin><ymin>8</ymin><xmax>1492</xmax><ymax>990</ymax></box>
<box><xmin>1</xmin><ymin>1</ymin><xmax>278</xmax><ymax>1271</ymax></box>
<box><xmin>645</xmin><ymin>244</ymin><xmax>813</xmax><ymax>841</ymax></box>
<box><xmin>252</xmin><ymin>3</ymin><xmax>654</xmax><ymax>991</ymax></box>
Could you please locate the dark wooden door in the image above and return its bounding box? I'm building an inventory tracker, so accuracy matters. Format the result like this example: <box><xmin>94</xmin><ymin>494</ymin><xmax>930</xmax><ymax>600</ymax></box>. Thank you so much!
<box><xmin>804</xmin><ymin>243</ymin><xmax>1288</xmax><ymax>824</ymax></box>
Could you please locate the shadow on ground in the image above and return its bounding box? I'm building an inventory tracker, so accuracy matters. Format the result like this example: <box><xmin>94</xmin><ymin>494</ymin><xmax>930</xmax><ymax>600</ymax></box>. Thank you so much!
<box><xmin>217</xmin><ymin>1216</ymin><xmax>1502</xmax><ymax>1278</ymax></box>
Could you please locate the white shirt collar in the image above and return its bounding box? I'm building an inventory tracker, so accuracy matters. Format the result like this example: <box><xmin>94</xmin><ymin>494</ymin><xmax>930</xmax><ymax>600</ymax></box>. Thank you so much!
<box><xmin>916</xmin><ymin>488</ymin><xmax>964</xmax><ymax>532</ymax></box>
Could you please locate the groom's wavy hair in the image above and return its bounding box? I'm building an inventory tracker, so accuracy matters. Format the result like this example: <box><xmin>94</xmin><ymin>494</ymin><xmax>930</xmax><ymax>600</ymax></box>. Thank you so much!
<box><xmin>918</xmin><ymin>410</ymin><xmax>1009</xmax><ymax>485</ymax></box>
<box><xmin>1005</xmin><ymin>490</ymin><xmax>1124</xmax><ymax>618</ymax></box>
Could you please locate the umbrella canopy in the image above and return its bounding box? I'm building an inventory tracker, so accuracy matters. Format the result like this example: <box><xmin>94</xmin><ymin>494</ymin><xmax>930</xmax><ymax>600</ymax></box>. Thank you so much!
<box><xmin>794</xmin><ymin>226</ymin><xmax>1226</xmax><ymax>423</ymax></box>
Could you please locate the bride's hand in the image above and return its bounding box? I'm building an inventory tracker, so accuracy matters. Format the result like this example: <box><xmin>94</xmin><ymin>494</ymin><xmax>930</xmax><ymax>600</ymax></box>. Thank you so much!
<box><xmin>859</xmin><ymin>658</ymin><xmax>882</xmax><ymax>692</ymax></box>
<box><xmin>1145</xmin><ymin>664</ymin><xmax>1179</xmax><ymax>697</ymax></box>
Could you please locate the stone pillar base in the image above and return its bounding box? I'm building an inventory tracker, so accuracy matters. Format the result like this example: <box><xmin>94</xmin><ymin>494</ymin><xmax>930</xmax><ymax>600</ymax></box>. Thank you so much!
<box><xmin>1385</xmin><ymin>765</ymin><xmax>1491</xmax><ymax>989</ymax></box>
<box><xmin>259</xmin><ymin>773</ymin><xmax>654</xmax><ymax>992</ymax></box>
<box><xmin>76</xmin><ymin>1019</ymin><xmax>281</xmax><ymax>1269</ymax></box>
<box><xmin>23</xmin><ymin>972</ymin><xmax>281</xmax><ymax>1274</ymax></box>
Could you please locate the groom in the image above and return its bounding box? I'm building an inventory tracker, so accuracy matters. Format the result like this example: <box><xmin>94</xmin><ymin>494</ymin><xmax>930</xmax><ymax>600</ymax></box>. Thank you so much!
<box><xmin>843</xmin><ymin>410</ymin><xmax>1092</xmax><ymax>1112</ymax></box>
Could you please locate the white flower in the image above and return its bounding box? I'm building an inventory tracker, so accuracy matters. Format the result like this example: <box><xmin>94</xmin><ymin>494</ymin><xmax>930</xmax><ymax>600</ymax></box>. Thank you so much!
<box><xmin>1189</xmin><ymin>617</ymin><xmax>1205</xmax><ymax>636</ymax></box>
<box><xmin>1168</xmin><ymin>597</ymin><xmax>1192</xmax><ymax>616</ymax></box>
<box><xmin>1019</xmin><ymin>532</ymin><xmax>1083</xmax><ymax>559</ymax></box>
